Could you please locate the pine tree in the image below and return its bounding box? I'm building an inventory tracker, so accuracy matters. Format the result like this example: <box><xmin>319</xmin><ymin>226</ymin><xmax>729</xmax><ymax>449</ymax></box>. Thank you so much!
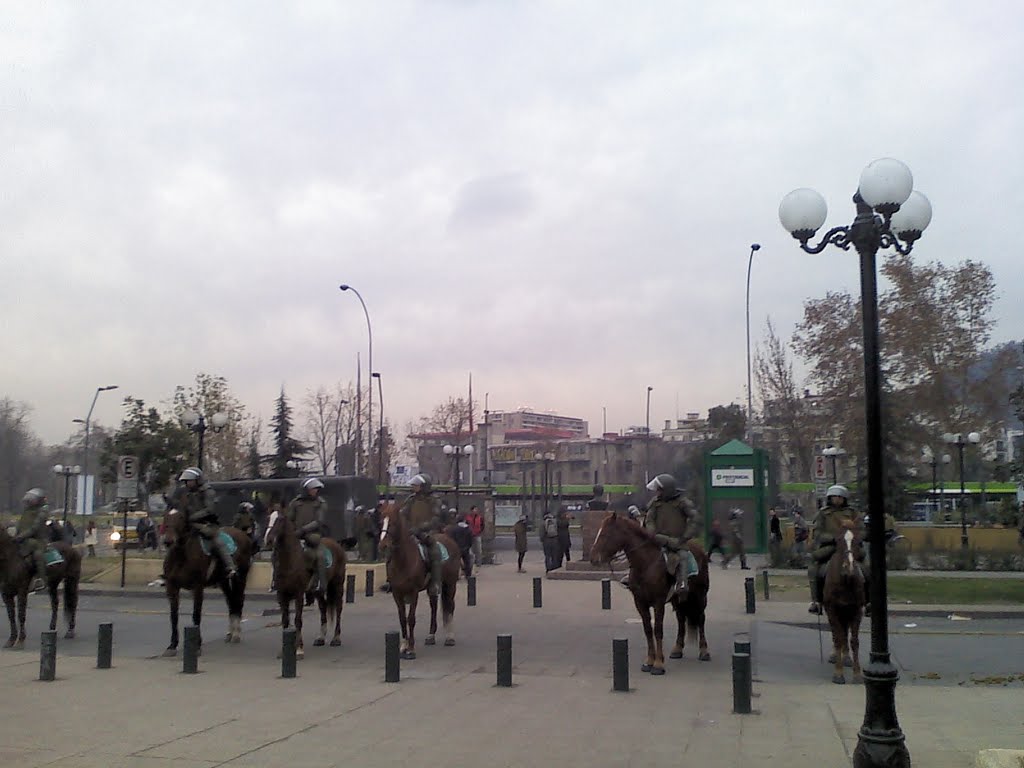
<box><xmin>270</xmin><ymin>387</ymin><xmax>308</xmax><ymax>477</ymax></box>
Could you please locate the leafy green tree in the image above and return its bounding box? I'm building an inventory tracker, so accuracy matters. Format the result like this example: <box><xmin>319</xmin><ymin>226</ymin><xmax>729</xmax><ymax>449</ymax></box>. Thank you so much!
<box><xmin>100</xmin><ymin>397</ymin><xmax>192</xmax><ymax>500</ymax></box>
<box><xmin>707</xmin><ymin>404</ymin><xmax>746</xmax><ymax>443</ymax></box>
<box><xmin>172</xmin><ymin>372</ymin><xmax>248</xmax><ymax>480</ymax></box>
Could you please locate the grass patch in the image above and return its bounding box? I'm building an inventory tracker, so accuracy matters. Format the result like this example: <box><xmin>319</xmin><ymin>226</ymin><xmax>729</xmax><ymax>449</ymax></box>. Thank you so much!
<box><xmin>763</xmin><ymin>574</ymin><xmax>1024</xmax><ymax>605</ymax></box>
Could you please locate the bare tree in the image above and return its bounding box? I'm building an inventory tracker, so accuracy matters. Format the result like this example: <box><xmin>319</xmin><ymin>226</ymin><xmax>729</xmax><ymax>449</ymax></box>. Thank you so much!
<box><xmin>301</xmin><ymin>381</ymin><xmax>363</xmax><ymax>475</ymax></box>
<box><xmin>171</xmin><ymin>373</ymin><xmax>249</xmax><ymax>480</ymax></box>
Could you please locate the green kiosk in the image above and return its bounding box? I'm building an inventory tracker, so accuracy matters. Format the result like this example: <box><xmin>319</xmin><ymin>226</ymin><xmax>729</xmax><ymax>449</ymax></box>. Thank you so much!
<box><xmin>704</xmin><ymin>439</ymin><xmax>771</xmax><ymax>554</ymax></box>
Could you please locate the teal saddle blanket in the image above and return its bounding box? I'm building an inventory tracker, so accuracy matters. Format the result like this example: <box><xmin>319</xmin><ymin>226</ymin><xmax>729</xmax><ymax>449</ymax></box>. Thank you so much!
<box><xmin>199</xmin><ymin>531</ymin><xmax>238</xmax><ymax>557</ymax></box>
<box><xmin>302</xmin><ymin>544</ymin><xmax>334</xmax><ymax>570</ymax></box>
<box><xmin>664</xmin><ymin>550</ymin><xmax>699</xmax><ymax>577</ymax></box>
<box><xmin>43</xmin><ymin>546</ymin><xmax>64</xmax><ymax>567</ymax></box>
<box><xmin>416</xmin><ymin>541</ymin><xmax>450</xmax><ymax>564</ymax></box>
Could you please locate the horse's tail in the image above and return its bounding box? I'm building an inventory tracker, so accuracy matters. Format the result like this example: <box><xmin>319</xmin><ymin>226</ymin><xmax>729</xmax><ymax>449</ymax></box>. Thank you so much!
<box><xmin>441</xmin><ymin>580</ymin><xmax>456</xmax><ymax>618</ymax></box>
<box><xmin>63</xmin><ymin>558</ymin><xmax>80</xmax><ymax>624</ymax></box>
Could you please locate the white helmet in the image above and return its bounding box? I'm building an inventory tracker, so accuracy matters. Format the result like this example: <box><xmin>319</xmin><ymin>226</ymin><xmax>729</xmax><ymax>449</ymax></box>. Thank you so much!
<box><xmin>826</xmin><ymin>485</ymin><xmax>849</xmax><ymax>500</ymax></box>
<box><xmin>302</xmin><ymin>478</ymin><xmax>324</xmax><ymax>494</ymax></box>
<box><xmin>178</xmin><ymin>467</ymin><xmax>203</xmax><ymax>482</ymax></box>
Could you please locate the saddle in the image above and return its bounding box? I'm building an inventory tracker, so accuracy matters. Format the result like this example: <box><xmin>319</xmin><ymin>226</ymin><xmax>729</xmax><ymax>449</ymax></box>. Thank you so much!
<box><xmin>198</xmin><ymin>530</ymin><xmax>238</xmax><ymax>557</ymax></box>
<box><xmin>662</xmin><ymin>550</ymin><xmax>699</xmax><ymax>578</ymax></box>
<box><xmin>301</xmin><ymin>541</ymin><xmax>334</xmax><ymax>570</ymax></box>
<box><xmin>20</xmin><ymin>544</ymin><xmax>63</xmax><ymax>569</ymax></box>
<box><xmin>415</xmin><ymin>539</ymin><xmax>450</xmax><ymax>565</ymax></box>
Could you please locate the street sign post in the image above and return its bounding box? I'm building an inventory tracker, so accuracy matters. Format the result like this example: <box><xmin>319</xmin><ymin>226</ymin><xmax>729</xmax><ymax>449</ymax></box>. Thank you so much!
<box><xmin>814</xmin><ymin>455</ymin><xmax>827</xmax><ymax>481</ymax></box>
<box><xmin>117</xmin><ymin>455</ymin><xmax>138</xmax><ymax>500</ymax></box>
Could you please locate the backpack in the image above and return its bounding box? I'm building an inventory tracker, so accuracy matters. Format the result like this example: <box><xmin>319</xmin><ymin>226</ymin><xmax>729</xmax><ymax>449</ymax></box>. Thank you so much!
<box><xmin>543</xmin><ymin>516</ymin><xmax>557</xmax><ymax>539</ymax></box>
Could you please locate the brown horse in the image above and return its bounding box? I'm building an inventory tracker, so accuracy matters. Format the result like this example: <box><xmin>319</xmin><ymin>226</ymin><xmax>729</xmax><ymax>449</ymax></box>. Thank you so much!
<box><xmin>0</xmin><ymin>528</ymin><xmax>81</xmax><ymax>649</ymax></box>
<box><xmin>263</xmin><ymin>514</ymin><xmax>346</xmax><ymax>657</ymax></box>
<box><xmin>590</xmin><ymin>512</ymin><xmax>711</xmax><ymax>674</ymax></box>
<box><xmin>378</xmin><ymin>503</ymin><xmax>460</xmax><ymax>659</ymax></box>
<box><xmin>160</xmin><ymin>509</ymin><xmax>252</xmax><ymax>656</ymax></box>
<box><xmin>822</xmin><ymin>524</ymin><xmax>865</xmax><ymax>684</ymax></box>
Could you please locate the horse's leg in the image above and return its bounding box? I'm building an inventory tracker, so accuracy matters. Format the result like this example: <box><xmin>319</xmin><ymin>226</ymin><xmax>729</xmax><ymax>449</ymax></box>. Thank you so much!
<box><xmin>850</xmin><ymin>610</ymin><xmax>863</xmax><ymax>683</ymax></box>
<box><xmin>192</xmin><ymin>587</ymin><xmax>204</xmax><ymax>655</ymax></box>
<box><xmin>47</xmin><ymin>578</ymin><xmax>59</xmax><ymax>632</ymax></box>
<box><xmin>827</xmin><ymin>611</ymin><xmax>845</xmax><ymax>684</ymax></box>
<box><xmin>651</xmin><ymin>602</ymin><xmax>667</xmax><ymax>675</ymax></box>
<box><xmin>424</xmin><ymin>592</ymin><xmax>438</xmax><ymax>645</ymax></box>
<box><xmin>633</xmin><ymin>594</ymin><xmax>655</xmax><ymax>672</ymax></box>
<box><xmin>295</xmin><ymin>598</ymin><xmax>304</xmax><ymax>659</ymax></box>
<box><xmin>275</xmin><ymin>594</ymin><xmax>291</xmax><ymax>660</ymax></box>
<box><xmin>314</xmin><ymin>592</ymin><xmax>327</xmax><ymax>646</ymax></box>
<box><xmin>63</xmin><ymin>568</ymin><xmax>79</xmax><ymax>640</ymax></box>
<box><xmin>442</xmin><ymin>579</ymin><xmax>456</xmax><ymax>646</ymax></box>
<box><xmin>394</xmin><ymin>595</ymin><xmax>410</xmax><ymax>655</ymax></box>
<box><xmin>405</xmin><ymin>593</ymin><xmax>418</xmax><ymax>659</ymax></box>
<box><xmin>669</xmin><ymin>597</ymin><xmax>685</xmax><ymax>659</ymax></box>
<box><xmin>330</xmin><ymin>578</ymin><xmax>343</xmax><ymax>646</ymax></box>
<box><xmin>164</xmin><ymin>586</ymin><xmax>180</xmax><ymax>656</ymax></box>
<box><xmin>697</xmin><ymin>600</ymin><xmax>711</xmax><ymax>662</ymax></box>
<box><xmin>15</xmin><ymin>590</ymin><xmax>27</xmax><ymax>647</ymax></box>
<box><xmin>3</xmin><ymin>592</ymin><xmax>15</xmax><ymax>648</ymax></box>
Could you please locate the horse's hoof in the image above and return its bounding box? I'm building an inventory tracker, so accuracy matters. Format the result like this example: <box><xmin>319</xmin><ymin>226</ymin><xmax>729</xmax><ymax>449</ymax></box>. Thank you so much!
<box><xmin>444</xmin><ymin>638</ymin><xmax>456</xmax><ymax>647</ymax></box>
<box><xmin>424</xmin><ymin>636</ymin><xmax>436</xmax><ymax>646</ymax></box>
<box><xmin>640</xmin><ymin>663</ymin><xmax>653</xmax><ymax>673</ymax></box>
<box><xmin>296</xmin><ymin>649</ymin><xmax>305</xmax><ymax>660</ymax></box>
<box><xmin>224</xmin><ymin>633</ymin><xmax>232</xmax><ymax>643</ymax></box>
<box><xmin>401</xmin><ymin>650</ymin><xmax>416</xmax><ymax>660</ymax></box>
<box><xmin>832</xmin><ymin>674</ymin><xmax>846</xmax><ymax>685</ymax></box>
<box><xmin>828</xmin><ymin>653</ymin><xmax>837</xmax><ymax>664</ymax></box>
<box><xmin>669</xmin><ymin>651</ymin><xmax>683</xmax><ymax>660</ymax></box>
<box><xmin>64</xmin><ymin>630</ymin><xmax>75</xmax><ymax>640</ymax></box>
<box><xmin>699</xmin><ymin>651</ymin><xmax>711</xmax><ymax>662</ymax></box>
<box><xmin>230</xmin><ymin>635</ymin><xmax>240</xmax><ymax>644</ymax></box>
<box><xmin>313</xmin><ymin>638</ymin><xmax>325</xmax><ymax>647</ymax></box>
<box><xmin>843</xmin><ymin>656</ymin><xmax>853</xmax><ymax>668</ymax></box>
<box><xmin>3</xmin><ymin>639</ymin><xmax>14</xmax><ymax>649</ymax></box>
<box><xmin>650</xmin><ymin>666</ymin><xmax>666</xmax><ymax>676</ymax></box>
<box><xmin>329</xmin><ymin>638</ymin><xmax>341</xmax><ymax>647</ymax></box>
<box><xmin>162</xmin><ymin>647</ymin><xmax>177</xmax><ymax>657</ymax></box>
<box><xmin>12</xmin><ymin>641</ymin><xmax>24</xmax><ymax>650</ymax></box>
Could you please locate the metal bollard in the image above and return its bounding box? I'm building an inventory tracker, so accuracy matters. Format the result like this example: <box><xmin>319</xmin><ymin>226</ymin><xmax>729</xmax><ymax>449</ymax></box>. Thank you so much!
<box><xmin>467</xmin><ymin>576</ymin><xmax>477</xmax><ymax>607</ymax></box>
<box><xmin>97</xmin><ymin>623</ymin><xmax>113</xmax><ymax>669</ymax></box>
<box><xmin>182</xmin><ymin>626</ymin><xmax>200</xmax><ymax>674</ymax></box>
<box><xmin>346</xmin><ymin>573</ymin><xmax>356</xmax><ymax>604</ymax></box>
<box><xmin>497</xmin><ymin>634</ymin><xmax>513</xmax><ymax>687</ymax></box>
<box><xmin>532</xmin><ymin>576</ymin><xmax>542</xmax><ymax>608</ymax></box>
<box><xmin>39</xmin><ymin>630</ymin><xmax>57</xmax><ymax>681</ymax></box>
<box><xmin>601</xmin><ymin>578</ymin><xmax>611</xmax><ymax>610</ymax></box>
<box><xmin>385</xmin><ymin>631</ymin><xmax>400</xmax><ymax>683</ymax></box>
<box><xmin>365</xmin><ymin>569</ymin><xmax>374</xmax><ymax>597</ymax></box>
<box><xmin>612</xmin><ymin>638</ymin><xmax>629</xmax><ymax>692</ymax></box>
<box><xmin>732</xmin><ymin>652</ymin><xmax>752</xmax><ymax>714</ymax></box>
<box><xmin>745</xmin><ymin>576</ymin><xmax>756</xmax><ymax>614</ymax></box>
<box><xmin>762</xmin><ymin>569</ymin><xmax>770</xmax><ymax>601</ymax></box>
<box><xmin>734</xmin><ymin>633</ymin><xmax>753</xmax><ymax>701</ymax></box>
<box><xmin>281</xmin><ymin>628</ymin><xmax>297</xmax><ymax>679</ymax></box>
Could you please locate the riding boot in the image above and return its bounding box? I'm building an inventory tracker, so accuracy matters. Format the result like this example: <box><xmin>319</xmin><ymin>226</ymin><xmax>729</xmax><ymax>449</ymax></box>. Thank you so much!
<box><xmin>428</xmin><ymin>543</ymin><xmax>442</xmax><ymax>598</ymax></box>
<box><xmin>33</xmin><ymin>549</ymin><xmax>48</xmax><ymax>591</ymax></box>
<box><xmin>213</xmin><ymin>538</ymin><xmax>237</xmax><ymax>580</ymax></box>
<box><xmin>672</xmin><ymin>562</ymin><xmax>689</xmax><ymax>602</ymax></box>
<box><xmin>807</xmin><ymin>572</ymin><xmax>822</xmax><ymax>614</ymax></box>
<box><xmin>306</xmin><ymin>546</ymin><xmax>328</xmax><ymax>606</ymax></box>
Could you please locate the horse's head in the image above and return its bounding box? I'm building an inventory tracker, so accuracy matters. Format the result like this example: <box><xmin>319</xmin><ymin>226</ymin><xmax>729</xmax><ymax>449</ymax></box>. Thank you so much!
<box><xmin>162</xmin><ymin>509</ymin><xmax>188</xmax><ymax>549</ymax></box>
<box><xmin>262</xmin><ymin>510</ymin><xmax>288</xmax><ymax>551</ymax></box>
<box><xmin>378</xmin><ymin>503</ymin><xmax>402</xmax><ymax>561</ymax></box>
<box><xmin>590</xmin><ymin>512</ymin><xmax>635</xmax><ymax>566</ymax></box>
<box><xmin>834</xmin><ymin>523</ymin><xmax>864</xmax><ymax>576</ymax></box>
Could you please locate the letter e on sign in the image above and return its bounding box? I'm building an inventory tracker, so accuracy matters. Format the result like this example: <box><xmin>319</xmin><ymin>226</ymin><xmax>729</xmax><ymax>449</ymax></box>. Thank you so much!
<box><xmin>118</xmin><ymin>456</ymin><xmax>138</xmax><ymax>481</ymax></box>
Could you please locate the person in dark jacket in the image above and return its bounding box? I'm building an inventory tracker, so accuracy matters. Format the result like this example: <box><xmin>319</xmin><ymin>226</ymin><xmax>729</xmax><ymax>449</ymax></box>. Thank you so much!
<box><xmin>557</xmin><ymin>507</ymin><xmax>573</xmax><ymax>562</ymax></box>
<box><xmin>707</xmin><ymin>519</ymin><xmax>728</xmax><ymax>567</ymax></box>
<box><xmin>446</xmin><ymin>512</ymin><xmax>474</xmax><ymax>580</ymax></box>
<box><xmin>513</xmin><ymin>513</ymin><xmax>529</xmax><ymax>572</ymax></box>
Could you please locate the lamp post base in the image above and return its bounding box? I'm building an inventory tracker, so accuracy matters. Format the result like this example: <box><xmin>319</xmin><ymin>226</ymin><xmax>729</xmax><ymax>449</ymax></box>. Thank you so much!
<box><xmin>853</xmin><ymin>659</ymin><xmax>910</xmax><ymax>768</ymax></box>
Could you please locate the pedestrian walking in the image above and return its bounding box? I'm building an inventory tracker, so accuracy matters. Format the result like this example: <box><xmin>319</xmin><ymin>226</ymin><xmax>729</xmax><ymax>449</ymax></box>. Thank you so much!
<box><xmin>557</xmin><ymin>506</ymin><xmax>573</xmax><ymax>562</ymax></box>
<box><xmin>707</xmin><ymin>519</ymin><xmax>727</xmax><ymax>567</ymax></box>
<box><xmin>792</xmin><ymin>509</ymin><xmax>809</xmax><ymax>560</ymax></box>
<box><xmin>541</xmin><ymin>509</ymin><xmax>560</xmax><ymax>572</ymax></box>
<box><xmin>769</xmin><ymin>507</ymin><xmax>783</xmax><ymax>561</ymax></box>
<box><xmin>446</xmin><ymin>512</ymin><xmax>474</xmax><ymax>580</ymax></box>
<box><xmin>513</xmin><ymin>513</ymin><xmax>528</xmax><ymax>572</ymax></box>
<box><xmin>466</xmin><ymin>505</ymin><xmax>484</xmax><ymax>567</ymax></box>
<box><xmin>85</xmin><ymin>521</ymin><xmax>97</xmax><ymax>558</ymax></box>
<box><xmin>724</xmin><ymin>507</ymin><xmax>750</xmax><ymax>570</ymax></box>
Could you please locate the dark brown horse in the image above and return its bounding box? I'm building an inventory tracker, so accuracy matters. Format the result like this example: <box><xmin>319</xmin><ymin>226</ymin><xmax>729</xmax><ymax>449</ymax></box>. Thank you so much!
<box><xmin>263</xmin><ymin>514</ymin><xmax>346</xmax><ymax>657</ymax></box>
<box><xmin>0</xmin><ymin>528</ymin><xmax>81</xmax><ymax>649</ymax></box>
<box><xmin>160</xmin><ymin>509</ymin><xmax>252</xmax><ymax>656</ymax></box>
<box><xmin>378</xmin><ymin>503</ymin><xmax>460</xmax><ymax>659</ymax></box>
<box><xmin>590</xmin><ymin>512</ymin><xmax>711</xmax><ymax>674</ymax></box>
<box><xmin>822</xmin><ymin>524</ymin><xmax>865</xmax><ymax>684</ymax></box>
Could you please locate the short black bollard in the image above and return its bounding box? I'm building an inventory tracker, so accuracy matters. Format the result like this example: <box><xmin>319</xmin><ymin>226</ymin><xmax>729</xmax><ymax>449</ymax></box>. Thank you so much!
<box><xmin>762</xmin><ymin>569</ymin><xmax>770</xmax><ymax>601</ymax></box>
<box><xmin>365</xmin><ymin>569</ymin><xmax>374</xmax><ymax>597</ymax></box>
<box><xmin>39</xmin><ymin>630</ymin><xmax>57</xmax><ymax>681</ymax></box>
<box><xmin>532</xmin><ymin>576</ymin><xmax>542</xmax><ymax>608</ymax></box>
<box><xmin>281</xmin><ymin>628</ymin><xmax>297</xmax><ymax>679</ymax></box>
<box><xmin>612</xmin><ymin>638</ymin><xmax>629</xmax><ymax>692</ymax></box>
<box><xmin>732</xmin><ymin>652</ymin><xmax>752</xmax><ymax>714</ymax></box>
<box><xmin>734</xmin><ymin>633</ymin><xmax>753</xmax><ymax>701</ymax></box>
<box><xmin>182</xmin><ymin>626</ymin><xmax>200</xmax><ymax>674</ymax></box>
<box><xmin>601</xmin><ymin>578</ymin><xmax>611</xmax><ymax>610</ymax></box>
<box><xmin>346</xmin><ymin>573</ymin><xmax>356</xmax><ymax>604</ymax></box>
<box><xmin>744</xmin><ymin>576</ymin><xmax>756</xmax><ymax>614</ymax></box>
<box><xmin>385</xmin><ymin>631</ymin><xmax>400</xmax><ymax>683</ymax></box>
<box><xmin>497</xmin><ymin>634</ymin><xmax>513</xmax><ymax>687</ymax></box>
<box><xmin>467</xmin><ymin>576</ymin><xmax>477</xmax><ymax>607</ymax></box>
<box><xmin>97</xmin><ymin>623</ymin><xmax>113</xmax><ymax>669</ymax></box>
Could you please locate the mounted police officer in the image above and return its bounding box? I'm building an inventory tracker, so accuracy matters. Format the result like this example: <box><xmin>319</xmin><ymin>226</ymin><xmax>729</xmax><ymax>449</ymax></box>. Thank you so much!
<box><xmin>176</xmin><ymin>468</ymin><xmax>237</xmax><ymax>581</ymax></box>
<box><xmin>640</xmin><ymin>473</ymin><xmax>698</xmax><ymax>600</ymax></box>
<box><xmin>16</xmin><ymin>488</ymin><xmax>51</xmax><ymax>591</ymax></box>
<box><xmin>398</xmin><ymin>473</ymin><xmax>443</xmax><ymax>597</ymax></box>
<box><xmin>807</xmin><ymin>484</ymin><xmax>866</xmax><ymax>614</ymax></box>
<box><xmin>232</xmin><ymin>501</ymin><xmax>257</xmax><ymax>544</ymax></box>
<box><xmin>286</xmin><ymin>477</ymin><xmax>329</xmax><ymax>603</ymax></box>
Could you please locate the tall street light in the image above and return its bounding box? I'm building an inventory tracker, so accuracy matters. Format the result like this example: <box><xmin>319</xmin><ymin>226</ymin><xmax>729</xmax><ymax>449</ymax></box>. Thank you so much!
<box><xmin>372</xmin><ymin>372</ymin><xmax>384</xmax><ymax>486</ymax></box>
<box><xmin>745</xmin><ymin>243</ymin><xmax>761</xmax><ymax>445</ymax></box>
<box><xmin>181</xmin><ymin>410</ymin><xmax>229</xmax><ymax>471</ymax></box>
<box><xmin>74</xmin><ymin>384</ymin><xmax>118</xmax><ymax>514</ymax></box>
<box><xmin>533</xmin><ymin>451</ymin><xmax>555</xmax><ymax>516</ymax></box>
<box><xmin>339</xmin><ymin>284</ymin><xmax>373</xmax><ymax>477</ymax></box>
<box><xmin>944</xmin><ymin>431</ymin><xmax>981</xmax><ymax>548</ymax></box>
<box><xmin>645</xmin><ymin>386</ymin><xmax>653</xmax><ymax>483</ymax></box>
<box><xmin>780</xmin><ymin>157</ymin><xmax>932</xmax><ymax>768</ymax></box>
<box><xmin>822</xmin><ymin>445</ymin><xmax>846</xmax><ymax>485</ymax></box>
<box><xmin>52</xmin><ymin>464</ymin><xmax>81</xmax><ymax>526</ymax></box>
<box><xmin>443</xmin><ymin>444</ymin><xmax>474</xmax><ymax>513</ymax></box>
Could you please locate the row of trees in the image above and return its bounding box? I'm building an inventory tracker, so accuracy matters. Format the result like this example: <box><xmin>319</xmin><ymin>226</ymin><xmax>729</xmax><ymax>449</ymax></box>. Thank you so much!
<box><xmin>755</xmin><ymin>252</ymin><xmax>1022</xmax><ymax>489</ymax></box>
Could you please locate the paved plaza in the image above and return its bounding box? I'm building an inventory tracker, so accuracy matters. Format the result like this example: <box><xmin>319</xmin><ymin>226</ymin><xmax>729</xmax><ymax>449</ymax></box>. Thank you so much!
<box><xmin>1</xmin><ymin>549</ymin><xmax>1022</xmax><ymax>767</ymax></box>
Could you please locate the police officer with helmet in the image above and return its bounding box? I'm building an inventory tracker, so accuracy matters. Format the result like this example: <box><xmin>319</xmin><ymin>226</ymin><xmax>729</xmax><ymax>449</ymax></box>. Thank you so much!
<box><xmin>398</xmin><ymin>473</ymin><xmax>444</xmax><ymax>597</ymax></box>
<box><xmin>286</xmin><ymin>477</ymin><xmax>329</xmax><ymax>603</ymax></box>
<box><xmin>176</xmin><ymin>467</ymin><xmax>237</xmax><ymax>580</ymax></box>
<box><xmin>16</xmin><ymin>488</ymin><xmax>51</xmax><ymax>591</ymax></box>
<box><xmin>638</xmin><ymin>473</ymin><xmax>698</xmax><ymax>600</ymax></box>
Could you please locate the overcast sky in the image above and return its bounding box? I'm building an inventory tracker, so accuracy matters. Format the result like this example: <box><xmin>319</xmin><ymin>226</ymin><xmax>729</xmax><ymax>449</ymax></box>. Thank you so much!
<box><xmin>4</xmin><ymin>1</ymin><xmax>1023</xmax><ymax>447</ymax></box>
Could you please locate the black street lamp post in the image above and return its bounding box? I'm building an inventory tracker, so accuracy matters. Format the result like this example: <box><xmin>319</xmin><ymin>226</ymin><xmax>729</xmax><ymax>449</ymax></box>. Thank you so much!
<box><xmin>181</xmin><ymin>410</ymin><xmax>229</xmax><ymax>472</ymax></box>
<box><xmin>822</xmin><ymin>445</ymin><xmax>845</xmax><ymax>485</ymax></box>
<box><xmin>372</xmin><ymin>372</ymin><xmax>384</xmax><ymax>486</ymax></box>
<box><xmin>644</xmin><ymin>386</ymin><xmax>653</xmax><ymax>483</ymax></box>
<box><xmin>443</xmin><ymin>443</ymin><xmax>474</xmax><ymax>514</ymax></box>
<box><xmin>944</xmin><ymin>431</ymin><xmax>981</xmax><ymax>548</ymax></box>
<box><xmin>339</xmin><ymin>284</ymin><xmax>373</xmax><ymax>476</ymax></box>
<box><xmin>534</xmin><ymin>451</ymin><xmax>555</xmax><ymax>516</ymax></box>
<box><xmin>73</xmin><ymin>384</ymin><xmax>118</xmax><ymax>514</ymax></box>
<box><xmin>745</xmin><ymin>243</ymin><xmax>761</xmax><ymax>445</ymax></box>
<box><xmin>780</xmin><ymin>157</ymin><xmax>932</xmax><ymax>768</ymax></box>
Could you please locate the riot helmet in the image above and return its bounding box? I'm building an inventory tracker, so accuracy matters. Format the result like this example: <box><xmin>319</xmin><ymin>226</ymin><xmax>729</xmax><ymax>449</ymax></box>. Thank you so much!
<box><xmin>409</xmin><ymin>473</ymin><xmax>432</xmax><ymax>492</ymax></box>
<box><xmin>302</xmin><ymin>477</ymin><xmax>324</xmax><ymax>497</ymax></box>
<box><xmin>238</xmin><ymin>501</ymin><xmax>255</xmax><ymax>513</ymax></box>
<box><xmin>23</xmin><ymin>488</ymin><xmax>47</xmax><ymax>509</ymax></box>
<box><xmin>178</xmin><ymin>467</ymin><xmax>203</xmax><ymax>483</ymax></box>
<box><xmin>645</xmin><ymin>473</ymin><xmax>678</xmax><ymax>498</ymax></box>
<box><xmin>826</xmin><ymin>485</ymin><xmax>849</xmax><ymax>505</ymax></box>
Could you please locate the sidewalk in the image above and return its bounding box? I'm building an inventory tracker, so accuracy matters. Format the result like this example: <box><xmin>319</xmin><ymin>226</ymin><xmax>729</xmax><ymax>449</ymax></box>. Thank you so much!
<box><xmin>2</xmin><ymin>550</ymin><xmax>1021</xmax><ymax>767</ymax></box>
